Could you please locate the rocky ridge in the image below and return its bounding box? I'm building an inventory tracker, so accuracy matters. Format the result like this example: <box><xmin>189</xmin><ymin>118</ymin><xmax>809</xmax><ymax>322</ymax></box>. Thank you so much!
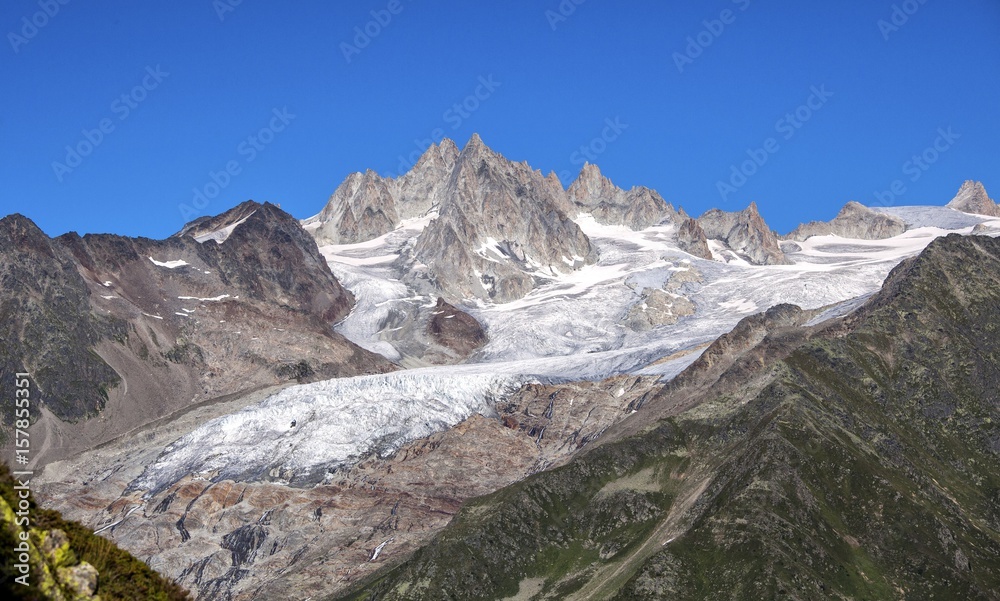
<box><xmin>567</xmin><ymin>163</ymin><xmax>683</xmax><ymax>230</ymax></box>
<box><xmin>408</xmin><ymin>135</ymin><xmax>597</xmax><ymax>302</ymax></box>
<box><xmin>785</xmin><ymin>200</ymin><xmax>908</xmax><ymax>241</ymax></box>
<box><xmin>697</xmin><ymin>202</ymin><xmax>790</xmax><ymax>265</ymax></box>
<box><xmin>947</xmin><ymin>180</ymin><xmax>1000</xmax><ymax>217</ymax></box>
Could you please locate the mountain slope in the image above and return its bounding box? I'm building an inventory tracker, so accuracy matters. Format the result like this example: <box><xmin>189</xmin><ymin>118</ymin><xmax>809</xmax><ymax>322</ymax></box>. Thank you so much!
<box><xmin>0</xmin><ymin>202</ymin><xmax>393</xmax><ymax>464</ymax></box>
<box><xmin>337</xmin><ymin>233</ymin><xmax>1000</xmax><ymax>600</ymax></box>
<box><xmin>0</xmin><ymin>463</ymin><xmax>192</xmax><ymax>601</ymax></box>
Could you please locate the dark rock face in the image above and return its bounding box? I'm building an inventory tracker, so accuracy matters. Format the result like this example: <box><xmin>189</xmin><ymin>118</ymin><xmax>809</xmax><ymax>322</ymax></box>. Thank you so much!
<box><xmin>342</xmin><ymin>234</ymin><xmax>1000</xmax><ymax>601</ymax></box>
<box><xmin>568</xmin><ymin>163</ymin><xmax>681</xmax><ymax>229</ymax></box>
<box><xmin>697</xmin><ymin>202</ymin><xmax>789</xmax><ymax>265</ymax></box>
<box><xmin>786</xmin><ymin>200</ymin><xmax>907</xmax><ymax>241</ymax></box>
<box><xmin>947</xmin><ymin>180</ymin><xmax>1000</xmax><ymax>217</ymax></box>
<box><xmin>411</xmin><ymin>135</ymin><xmax>597</xmax><ymax>302</ymax></box>
<box><xmin>0</xmin><ymin>214</ymin><xmax>127</xmax><ymax>422</ymax></box>
<box><xmin>674</xmin><ymin>217</ymin><xmax>712</xmax><ymax>260</ymax></box>
<box><xmin>0</xmin><ymin>203</ymin><xmax>393</xmax><ymax>458</ymax></box>
<box><xmin>426</xmin><ymin>298</ymin><xmax>487</xmax><ymax>359</ymax></box>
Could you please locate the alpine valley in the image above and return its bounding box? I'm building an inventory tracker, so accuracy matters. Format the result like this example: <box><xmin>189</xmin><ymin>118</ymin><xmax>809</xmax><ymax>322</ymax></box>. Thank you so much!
<box><xmin>3</xmin><ymin>136</ymin><xmax>999</xmax><ymax>600</ymax></box>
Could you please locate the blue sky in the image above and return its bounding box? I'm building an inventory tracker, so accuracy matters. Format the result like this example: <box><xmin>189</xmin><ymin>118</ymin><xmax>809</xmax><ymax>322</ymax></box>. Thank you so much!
<box><xmin>2</xmin><ymin>0</ymin><xmax>998</xmax><ymax>238</ymax></box>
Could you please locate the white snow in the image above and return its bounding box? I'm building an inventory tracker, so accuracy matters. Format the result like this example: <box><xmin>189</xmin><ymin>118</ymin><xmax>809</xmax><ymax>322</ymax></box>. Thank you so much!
<box><xmin>132</xmin><ymin>371</ymin><xmax>528</xmax><ymax>493</ymax></box>
<box><xmin>178</xmin><ymin>294</ymin><xmax>231</xmax><ymax>302</ymax></box>
<box><xmin>193</xmin><ymin>211</ymin><xmax>256</xmax><ymax>244</ymax></box>
<box><xmin>134</xmin><ymin>201</ymin><xmax>988</xmax><ymax>494</ymax></box>
<box><xmin>149</xmin><ymin>257</ymin><xmax>189</xmax><ymax>269</ymax></box>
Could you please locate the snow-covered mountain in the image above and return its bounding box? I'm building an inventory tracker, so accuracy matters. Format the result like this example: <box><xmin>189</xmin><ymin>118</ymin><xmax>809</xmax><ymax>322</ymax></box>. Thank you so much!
<box><xmin>28</xmin><ymin>137</ymin><xmax>1000</xmax><ymax>600</ymax></box>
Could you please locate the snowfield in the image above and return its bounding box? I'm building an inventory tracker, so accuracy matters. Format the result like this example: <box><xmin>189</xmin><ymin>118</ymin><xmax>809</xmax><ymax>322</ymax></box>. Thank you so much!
<box><xmin>129</xmin><ymin>205</ymin><xmax>999</xmax><ymax>493</ymax></box>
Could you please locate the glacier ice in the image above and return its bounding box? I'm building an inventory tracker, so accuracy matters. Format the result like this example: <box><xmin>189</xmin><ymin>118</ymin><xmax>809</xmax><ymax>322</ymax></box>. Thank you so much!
<box><xmin>131</xmin><ymin>371</ymin><xmax>528</xmax><ymax>494</ymax></box>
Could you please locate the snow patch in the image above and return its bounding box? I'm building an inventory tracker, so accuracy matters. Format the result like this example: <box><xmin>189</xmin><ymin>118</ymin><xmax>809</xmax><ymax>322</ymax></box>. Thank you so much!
<box><xmin>193</xmin><ymin>211</ymin><xmax>256</xmax><ymax>244</ymax></box>
<box><xmin>149</xmin><ymin>257</ymin><xmax>189</xmax><ymax>269</ymax></box>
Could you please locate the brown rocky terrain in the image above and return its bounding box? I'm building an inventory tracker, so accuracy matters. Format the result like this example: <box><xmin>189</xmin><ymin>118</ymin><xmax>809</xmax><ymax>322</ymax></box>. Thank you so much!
<box><xmin>0</xmin><ymin>202</ymin><xmax>394</xmax><ymax>466</ymax></box>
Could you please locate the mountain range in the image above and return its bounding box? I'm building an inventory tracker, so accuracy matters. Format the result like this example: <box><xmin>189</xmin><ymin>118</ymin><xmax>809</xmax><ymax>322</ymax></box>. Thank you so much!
<box><xmin>2</xmin><ymin>135</ymin><xmax>998</xmax><ymax>601</ymax></box>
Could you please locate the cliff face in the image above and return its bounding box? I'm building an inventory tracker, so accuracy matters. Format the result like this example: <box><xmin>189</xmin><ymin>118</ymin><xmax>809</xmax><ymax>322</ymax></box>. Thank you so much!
<box><xmin>410</xmin><ymin>135</ymin><xmax>597</xmax><ymax>302</ymax></box>
<box><xmin>697</xmin><ymin>202</ymin><xmax>790</xmax><ymax>265</ymax></box>
<box><xmin>947</xmin><ymin>180</ymin><xmax>1000</xmax><ymax>217</ymax></box>
<box><xmin>339</xmin><ymin>234</ymin><xmax>1000</xmax><ymax>601</ymax></box>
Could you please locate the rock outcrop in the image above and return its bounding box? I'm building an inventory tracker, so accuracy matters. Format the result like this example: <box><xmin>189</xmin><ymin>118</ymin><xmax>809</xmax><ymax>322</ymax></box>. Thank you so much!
<box><xmin>697</xmin><ymin>202</ymin><xmax>789</xmax><ymax>265</ymax></box>
<box><xmin>426</xmin><ymin>297</ymin><xmax>488</xmax><ymax>359</ymax></box>
<box><xmin>310</xmin><ymin>170</ymin><xmax>400</xmax><ymax>244</ymax></box>
<box><xmin>675</xmin><ymin>217</ymin><xmax>713</xmax><ymax>260</ymax></box>
<box><xmin>786</xmin><ymin>200</ymin><xmax>907</xmax><ymax>241</ymax></box>
<box><xmin>946</xmin><ymin>180</ymin><xmax>1000</xmax><ymax>217</ymax></box>
<box><xmin>0</xmin><ymin>464</ymin><xmax>191</xmax><ymax>600</ymax></box>
<box><xmin>568</xmin><ymin>163</ymin><xmax>682</xmax><ymax>229</ymax></box>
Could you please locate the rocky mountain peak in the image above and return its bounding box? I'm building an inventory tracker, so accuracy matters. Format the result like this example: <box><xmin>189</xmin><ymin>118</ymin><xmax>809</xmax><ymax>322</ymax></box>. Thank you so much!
<box><xmin>568</xmin><ymin>162</ymin><xmax>619</xmax><ymax>202</ymax></box>
<box><xmin>785</xmin><ymin>200</ymin><xmax>907</xmax><ymax>242</ymax></box>
<box><xmin>947</xmin><ymin>180</ymin><xmax>999</xmax><ymax>217</ymax></box>
<box><xmin>567</xmin><ymin>163</ymin><xmax>680</xmax><ymax>230</ymax></box>
<box><xmin>697</xmin><ymin>203</ymin><xmax>789</xmax><ymax>265</ymax></box>
<box><xmin>411</xmin><ymin>136</ymin><xmax>596</xmax><ymax>302</ymax></box>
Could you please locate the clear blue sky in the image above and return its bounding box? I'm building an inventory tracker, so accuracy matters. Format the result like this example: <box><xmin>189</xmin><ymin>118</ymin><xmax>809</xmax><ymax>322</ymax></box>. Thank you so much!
<box><xmin>3</xmin><ymin>0</ymin><xmax>998</xmax><ymax>238</ymax></box>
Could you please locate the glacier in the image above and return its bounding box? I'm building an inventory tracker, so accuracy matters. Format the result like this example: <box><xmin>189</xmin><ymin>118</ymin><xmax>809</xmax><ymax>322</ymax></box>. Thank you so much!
<box><xmin>132</xmin><ymin>371</ymin><xmax>529</xmax><ymax>494</ymax></box>
<box><xmin>129</xmin><ymin>207</ymin><xmax>1000</xmax><ymax>495</ymax></box>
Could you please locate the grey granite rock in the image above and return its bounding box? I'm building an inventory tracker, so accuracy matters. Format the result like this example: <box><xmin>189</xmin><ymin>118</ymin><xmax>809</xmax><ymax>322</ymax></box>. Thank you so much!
<box><xmin>697</xmin><ymin>202</ymin><xmax>789</xmax><ymax>265</ymax></box>
<box><xmin>785</xmin><ymin>201</ymin><xmax>907</xmax><ymax>241</ymax></box>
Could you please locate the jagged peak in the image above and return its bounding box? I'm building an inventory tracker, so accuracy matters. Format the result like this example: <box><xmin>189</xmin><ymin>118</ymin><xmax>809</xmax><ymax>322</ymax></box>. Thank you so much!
<box><xmin>946</xmin><ymin>179</ymin><xmax>998</xmax><ymax>217</ymax></box>
<box><xmin>464</xmin><ymin>132</ymin><xmax>488</xmax><ymax>153</ymax></box>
